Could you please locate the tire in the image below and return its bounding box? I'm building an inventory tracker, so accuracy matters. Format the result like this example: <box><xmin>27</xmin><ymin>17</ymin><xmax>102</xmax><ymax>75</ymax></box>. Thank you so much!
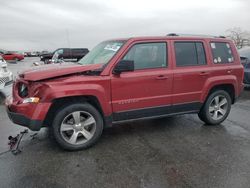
<box><xmin>198</xmin><ymin>90</ymin><xmax>231</xmax><ymax>125</ymax></box>
<box><xmin>14</xmin><ymin>57</ymin><xmax>19</xmax><ymax>62</ymax></box>
<box><xmin>52</xmin><ymin>103</ymin><xmax>103</xmax><ymax>150</ymax></box>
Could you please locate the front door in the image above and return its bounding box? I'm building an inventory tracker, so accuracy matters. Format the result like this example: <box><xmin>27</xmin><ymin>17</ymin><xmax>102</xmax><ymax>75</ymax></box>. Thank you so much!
<box><xmin>111</xmin><ymin>41</ymin><xmax>173</xmax><ymax>121</ymax></box>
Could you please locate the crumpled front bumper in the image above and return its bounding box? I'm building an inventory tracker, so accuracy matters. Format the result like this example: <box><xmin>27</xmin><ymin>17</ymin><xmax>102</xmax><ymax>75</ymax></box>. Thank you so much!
<box><xmin>6</xmin><ymin>107</ymin><xmax>43</xmax><ymax>131</ymax></box>
<box><xmin>5</xmin><ymin>96</ymin><xmax>52</xmax><ymax>131</ymax></box>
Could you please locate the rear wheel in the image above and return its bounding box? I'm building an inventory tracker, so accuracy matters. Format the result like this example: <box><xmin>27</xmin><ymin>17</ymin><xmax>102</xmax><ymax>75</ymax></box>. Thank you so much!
<box><xmin>198</xmin><ymin>90</ymin><xmax>231</xmax><ymax>125</ymax></box>
<box><xmin>52</xmin><ymin>103</ymin><xmax>103</xmax><ymax>150</ymax></box>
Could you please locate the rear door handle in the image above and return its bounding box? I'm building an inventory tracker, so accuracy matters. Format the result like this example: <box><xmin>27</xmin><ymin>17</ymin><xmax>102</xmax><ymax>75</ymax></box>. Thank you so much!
<box><xmin>156</xmin><ymin>75</ymin><xmax>169</xmax><ymax>80</ymax></box>
<box><xmin>227</xmin><ymin>69</ymin><xmax>233</xmax><ymax>74</ymax></box>
<box><xmin>199</xmin><ymin>72</ymin><xmax>209</xmax><ymax>76</ymax></box>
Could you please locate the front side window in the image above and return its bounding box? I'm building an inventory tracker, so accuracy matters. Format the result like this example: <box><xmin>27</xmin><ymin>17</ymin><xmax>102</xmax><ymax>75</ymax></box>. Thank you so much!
<box><xmin>174</xmin><ymin>42</ymin><xmax>207</xmax><ymax>66</ymax></box>
<box><xmin>210</xmin><ymin>42</ymin><xmax>234</xmax><ymax>64</ymax></box>
<box><xmin>52</xmin><ymin>49</ymin><xmax>64</xmax><ymax>61</ymax></box>
<box><xmin>78</xmin><ymin>41</ymin><xmax>124</xmax><ymax>65</ymax></box>
<box><xmin>122</xmin><ymin>42</ymin><xmax>167</xmax><ymax>70</ymax></box>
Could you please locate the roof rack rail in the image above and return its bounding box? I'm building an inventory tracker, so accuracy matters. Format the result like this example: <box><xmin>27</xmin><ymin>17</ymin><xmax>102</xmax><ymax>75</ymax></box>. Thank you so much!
<box><xmin>167</xmin><ymin>33</ymin><xmax>179</xmax><ymax>36</ymax></box>
<box><xmin>166</xmin><ymin>33</ymin><xmax>227</xmax><ymax>38</ymax></box>
<box><xmin>217</xmin><ymin>36</ymin><xmax>226</xmax><ymax>38</ymax></box>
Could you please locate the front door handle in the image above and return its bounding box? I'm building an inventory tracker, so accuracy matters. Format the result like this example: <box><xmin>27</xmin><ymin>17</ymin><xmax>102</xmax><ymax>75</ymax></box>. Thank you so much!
<box><xmin>199</xmin><ymin>72</ymin><xmax>209</xmax><ymax>76</ymax></box>
<box><xmin>156</xmin><ymin>75</ymin><xmax>169</xmax><ymax>80</ymax></box>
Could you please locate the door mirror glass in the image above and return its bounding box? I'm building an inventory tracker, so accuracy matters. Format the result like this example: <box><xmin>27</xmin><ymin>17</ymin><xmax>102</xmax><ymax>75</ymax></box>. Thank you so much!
<box><xmin>113</xmin><ymin>60</ymin><xmax>134</xmax><ymax>74</ymax></box>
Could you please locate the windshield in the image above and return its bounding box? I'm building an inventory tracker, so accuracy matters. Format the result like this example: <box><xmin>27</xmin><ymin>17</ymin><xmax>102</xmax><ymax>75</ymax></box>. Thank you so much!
<box><xmin>78</xmin><ymin>41</ymin><xmax>125</xmax><ymax>65</ymax></box>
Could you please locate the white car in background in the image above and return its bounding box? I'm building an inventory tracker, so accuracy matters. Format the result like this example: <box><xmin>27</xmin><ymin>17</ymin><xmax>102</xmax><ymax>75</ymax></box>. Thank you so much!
<box><xmin>0</xmin><ymin>55</ymin><xmax>13</xmax><ymax>100</ymax></box>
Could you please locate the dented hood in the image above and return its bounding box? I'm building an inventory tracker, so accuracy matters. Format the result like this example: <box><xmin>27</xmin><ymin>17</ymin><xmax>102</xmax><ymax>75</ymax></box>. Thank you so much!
<box><xmin>19</xmin><ymin>63</ymin><xmax>103</xmax><ymax>81</ymax></box>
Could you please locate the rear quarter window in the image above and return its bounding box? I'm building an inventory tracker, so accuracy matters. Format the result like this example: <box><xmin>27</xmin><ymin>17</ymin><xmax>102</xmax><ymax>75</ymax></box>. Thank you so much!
<box><xmin>210</xmin><ymin>42</ymin><xmax>234</xmax><ymax>64</ymax></box>
<box><xmin>73</xmin><ymin>49</ymin><xmax>84</xmax><ymax>53</ymax></box>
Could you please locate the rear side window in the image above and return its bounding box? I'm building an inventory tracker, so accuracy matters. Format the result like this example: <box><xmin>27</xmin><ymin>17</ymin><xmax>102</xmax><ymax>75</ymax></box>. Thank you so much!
<box><xmin>73</xmin><ymin>49</ymin><xmax>85</xmax><ymax>53</ymax></box>
<box><xmin>210</xmin><ymin>42</ymin><xmax>234</xmax><ymax>64</ymax></box>
<box><xmin>174</xmin><ymin>42</ymin><xmax>206</xmax><ymax>66</ymax></box>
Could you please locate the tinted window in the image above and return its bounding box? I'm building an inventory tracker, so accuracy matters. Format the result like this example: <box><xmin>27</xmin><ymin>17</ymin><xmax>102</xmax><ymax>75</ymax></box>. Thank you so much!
<box><xmin>123</xmin><ymin>43</ymin><xmax>167</xmax><ymax>70</ymax></box>
<box><xmin>210</xmin><ymin>42</ymin><xmax>234</xmax><ymax>64</ymax></box>
<box><xmin>174</xmin><ymin>42</ymin><xmax>206</xmax><ymax>66</ymax></box>
<box><xmin>73</xmin><ymin>49</ymin><xmax>84</xmax><ymax>53</ymax></box>
<box><xmin>196</xmin><ymin>43</ymin><xmax>206</xmax><ymax>65</ymax></box>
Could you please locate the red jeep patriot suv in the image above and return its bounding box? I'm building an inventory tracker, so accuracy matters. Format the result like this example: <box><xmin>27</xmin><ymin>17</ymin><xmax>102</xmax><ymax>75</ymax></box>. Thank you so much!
<box><xmin>6</xmin><ymin>34</ymin><xmax>244</xmax><ymax>150</ymax></box>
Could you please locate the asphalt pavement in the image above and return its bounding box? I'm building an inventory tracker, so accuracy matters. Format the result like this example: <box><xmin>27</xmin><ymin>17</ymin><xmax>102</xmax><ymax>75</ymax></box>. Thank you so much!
<box><xmin>0</xmin><ymin>57</ymin><xmax>250</xmax><ymax>188</ymax></box>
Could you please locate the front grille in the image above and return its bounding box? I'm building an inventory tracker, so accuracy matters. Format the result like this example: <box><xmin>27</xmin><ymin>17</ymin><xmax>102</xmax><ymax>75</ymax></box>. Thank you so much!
<box><xmin>0</xmin><ymin>76</ymin><xmax>10</xmax><ymax>85</ymax></box>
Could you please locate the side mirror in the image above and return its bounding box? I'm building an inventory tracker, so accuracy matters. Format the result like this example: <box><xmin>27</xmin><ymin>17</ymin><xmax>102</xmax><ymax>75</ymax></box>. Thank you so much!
<box><xmin>113</xmin><ymin>60</ymin><xmax>134</xmax><ymax>74</ymax></box>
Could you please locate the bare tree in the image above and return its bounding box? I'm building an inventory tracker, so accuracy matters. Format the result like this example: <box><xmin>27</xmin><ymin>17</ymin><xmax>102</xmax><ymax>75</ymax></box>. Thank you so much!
<box><xmin>226</xmin><ymin>27</ymin><xmax>250</xmax><ymax>49</ymax></box>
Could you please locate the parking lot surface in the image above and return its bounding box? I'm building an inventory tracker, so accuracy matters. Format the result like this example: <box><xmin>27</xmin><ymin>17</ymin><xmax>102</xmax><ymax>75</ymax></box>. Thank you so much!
<box><xmin>0</xmin><ymin>58</ymin><xmax>250</xmax><ymax>188</ymax></box>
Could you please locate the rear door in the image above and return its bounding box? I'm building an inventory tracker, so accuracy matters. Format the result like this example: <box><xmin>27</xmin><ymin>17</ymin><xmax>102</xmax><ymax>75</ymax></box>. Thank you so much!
<box><xmin>62</xmin><ymin>49</ymin><xmax>71</xmax><ymax>61</ymax></box>
<box><xmin>171</xmin><ymin>40</ymin><xmax>211</xmax><ymax>110</ymax></box>
<box><xmin>111</xmin><ymin>41</ymin><xmax>173</xmax><ymax>121</ymax></box>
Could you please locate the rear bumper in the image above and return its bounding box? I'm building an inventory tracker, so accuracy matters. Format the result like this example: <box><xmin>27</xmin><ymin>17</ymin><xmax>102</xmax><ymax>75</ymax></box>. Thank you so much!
<box><xmin>7</xmin><ymin>107</ymin><xmax>43</xmax><ymax>131</ymax></box>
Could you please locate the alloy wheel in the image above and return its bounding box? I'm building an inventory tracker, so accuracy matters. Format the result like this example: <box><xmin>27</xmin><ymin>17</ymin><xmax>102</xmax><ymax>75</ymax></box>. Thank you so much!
<box><xmin>209</xmin><ymin>95</ymin><xmax>228</xmax><ymax>121</ymax></box>
<box><xmin>60</xmin><ymin>111</ymin><xmax>96</xmax><ymax>145</ymax></box>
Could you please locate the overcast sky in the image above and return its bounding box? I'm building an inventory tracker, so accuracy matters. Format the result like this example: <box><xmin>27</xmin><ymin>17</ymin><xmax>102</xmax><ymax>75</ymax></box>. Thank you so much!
<box><xmin>0</xmin><ymin>0</ymin><xmax>249</xmax><ymax>51</ymax></box>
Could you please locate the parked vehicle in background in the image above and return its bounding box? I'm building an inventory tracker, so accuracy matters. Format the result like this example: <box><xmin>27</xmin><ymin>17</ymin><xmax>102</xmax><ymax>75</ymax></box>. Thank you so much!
<box><xmin>24</xmin><ymin>51</ymin><xmax>40</xmax><ymax>57</ymax></box>
<box><xmin>40</xmin><ymin>51</ymin><xmax>53</xmax><ymax>62</ymax></box>
<box><xmin>6</xmin><ymin>35</ymin><xmax>244</xmax><ymax>150</ymax></box>
<box><xmin>40</xmin><ymin>48</ymin><xmax>89</xmax><ymax>63</ymax></box>
<box><xmin>31</xmin><ymin>52</ymin><xmax>40</xmax><ymax>57</ymax></box>
<box><xmin>239</xmin><ymin>47</ymin><xmax>250</xmax><ymax>87</ymax></box>
<box><xmin>24</xmin><ymin>52</ymin><xmax>31</xmax><ymax>57</ymax></box>
<box><xmin>0</xmin><ymin>51</ymin><xmax>24</xmax><ymax>61</ymax></box>
<box><xmin>0</xmin><ymin>55</ymin><xmax>13</xmax><ymax>100</ymax></box>
<box><xmin>40</xmin><ymin>51</ymin><xmax>49</xmax><ymax>56</ymax></box>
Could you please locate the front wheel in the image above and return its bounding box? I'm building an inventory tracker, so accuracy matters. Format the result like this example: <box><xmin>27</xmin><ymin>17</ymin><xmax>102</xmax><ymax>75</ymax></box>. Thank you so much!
<box><xmin>52</xmin><ymin>103</ymin><xmax>103</xmax><ymax>150</ymax></box>
<box><xmin>198</xmin><ymin>90</ymin><xmax>231</xmax><ymax>125</ymax></box>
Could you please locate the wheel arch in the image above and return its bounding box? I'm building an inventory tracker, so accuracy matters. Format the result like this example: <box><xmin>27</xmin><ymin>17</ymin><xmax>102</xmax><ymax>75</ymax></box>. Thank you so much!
<box><xmin>44</xmin><ymin>95</ymin><xmax>105</xmax><ymax>127</ymax></box>
<box><xmin>202</xmin><ymin>83</ymin><xmax>235</xmax><ymax>104</ymax></box>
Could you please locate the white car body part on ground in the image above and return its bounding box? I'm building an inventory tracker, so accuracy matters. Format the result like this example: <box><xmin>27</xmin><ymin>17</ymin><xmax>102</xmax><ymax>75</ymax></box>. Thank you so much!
<box><xmin>0</xmin><ymin>56</ymin><xmax>13</xmax><ymax>98</ymax></box>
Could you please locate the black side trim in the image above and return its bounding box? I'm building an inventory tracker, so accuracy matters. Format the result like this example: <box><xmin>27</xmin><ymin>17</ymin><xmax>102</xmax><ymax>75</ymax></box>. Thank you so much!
<box><xmin>112</xmin><ymin>102</ymin><xmax>202</xmax><ymax>122</ymax></box>
<box><xmin>171</xmin><ymin>102</ymin><xmax>202</xmax><ymax>113</ymax></box>
<box><xmin>7</xmin><ymin>108</ymin><xmax>43</xmax><ymax>131</ymax></box>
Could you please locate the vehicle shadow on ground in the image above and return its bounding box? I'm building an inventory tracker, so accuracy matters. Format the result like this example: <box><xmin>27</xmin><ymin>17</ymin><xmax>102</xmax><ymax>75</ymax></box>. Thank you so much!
<box><xmin>42</xmin><ymin>115</ymin><xmax>229</xmax><ymax>153</ymax></box>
